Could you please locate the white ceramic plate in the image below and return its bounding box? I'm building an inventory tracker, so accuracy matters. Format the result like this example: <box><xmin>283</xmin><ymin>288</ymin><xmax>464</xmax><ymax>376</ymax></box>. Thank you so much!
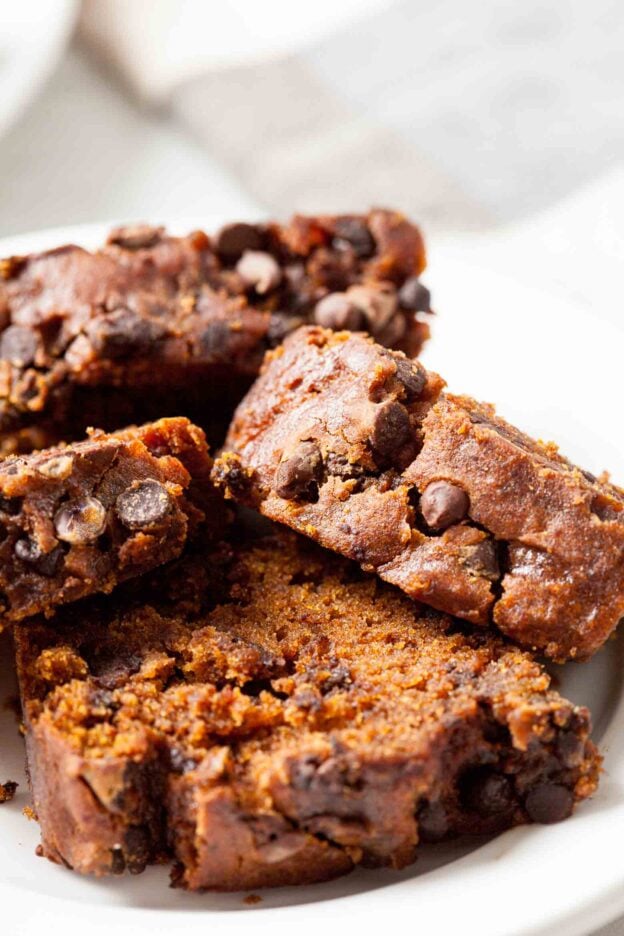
<box><xmin>0</xmin><ymin>222</ymin><xmax>623</xmax><ymax>936</ymax></box>
<box><xmin>0</xmin><ymin>2</ymin><xmax>78</xmax><ymax>141</ymax></box>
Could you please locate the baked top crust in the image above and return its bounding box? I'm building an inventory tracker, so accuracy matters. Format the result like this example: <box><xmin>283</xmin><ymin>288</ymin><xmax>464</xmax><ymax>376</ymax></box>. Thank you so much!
<box><xmin>0</xmin><ymin>211</ymin><xmax>430</xmax><ymax>452</ymax></box>
<box><xmin>216</xmin><ymin>326</ymin><xmax>624</xmax><ymax>660</ymax></box>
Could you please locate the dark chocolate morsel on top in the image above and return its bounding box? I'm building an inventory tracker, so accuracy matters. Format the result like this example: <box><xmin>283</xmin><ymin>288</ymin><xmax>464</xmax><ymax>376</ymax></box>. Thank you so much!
<box><xmin>399</xmin><ymin>276</ymin><xmax>431</xmax><ymax>312</ymax></box>
<box><xmin>236</xmin><ymin>251</ymin><xmax>282</xmax><ymax>294</ymax></box>
<box><xmin>54</xmin><ymin>497</ymin><xmax>107</xmax><ymax>544</ymax></box>
<box><xmin>275</xmin><ymin>442</ymin><xmax>323</xmax><ymax>501</ymax></box>
<box><xmin>332</xmin><ymin>217</ymin><xmax>375</xmax><ymax>258</ymax></box>
<box><xmin>462</xmin><ymin>768</ymin><xmax>514</xmax><ymax>817</ymax></box>
<box><xmin>313</xmin><ymin>294</ymin><xmax>364</xmax><ymax>331</ymax></box>
<box><xmin>370</xmin><ymin>401</ymin><xmax>411</xmax><ymax>457</ymax></box>
<box><xmin>115</xmin><ymin>480</ymin><xmax>174</xmax><ymax>530</ymax></box>
<box><xmin>215</xmin><ymin>223</ymin><xmax>265</xmax><ymax>264</ymax></box>
<box><xmin>420</xmin><ymin>481</ymin><xmax>470</xmax><ymax>531</ymax></box>
<box><xmin>391</xmin><ymin>355</ymin><xmax>427</xmax><ymax>401</ymax></box>
<box><xmin>215</xmin><ymin>326</ymin><xmax>624</xmax><ymax>661</ymax></box>
<box><xmin>525</xmin><ymin>784</ymin><xmax>574</xmax><ymax>824</ymax></box>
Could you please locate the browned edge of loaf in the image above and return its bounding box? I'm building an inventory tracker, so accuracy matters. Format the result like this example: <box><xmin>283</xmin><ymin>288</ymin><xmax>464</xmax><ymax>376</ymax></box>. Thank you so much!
<box><xmin>213</xmin><ymin>326</ymin><xmax>624</xmax><ymax>661</ymax></box>
<box><xmin>0</xmin><ymin>210</ymin><xmax>430</xmax><ymax>454</ymax></box>
<box><xmin>0</xmin><ymin>416</ymin><xmax>222</xmax><ymax>625</ymax></box>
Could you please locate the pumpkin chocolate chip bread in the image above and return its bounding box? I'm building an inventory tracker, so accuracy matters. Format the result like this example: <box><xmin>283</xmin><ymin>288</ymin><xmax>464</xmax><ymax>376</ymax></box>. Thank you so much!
<box><xmin>214</xmin><ymin>327</ymin><xmax>624</xmax><ymax>661</ymax></box>
<box><xmin>0</xmin><ymin>417</ymin><xmax>221</xmax><ymax>625</ymax></box>
<box><xmin>0</xmin><ymin>210</ymin><xmax>430</xmax><ymax>453</ymax></box>
<box><xmin>15</xmin><ymin>529</ymin><xmax>599</xmax><ymax>890</ymax></box>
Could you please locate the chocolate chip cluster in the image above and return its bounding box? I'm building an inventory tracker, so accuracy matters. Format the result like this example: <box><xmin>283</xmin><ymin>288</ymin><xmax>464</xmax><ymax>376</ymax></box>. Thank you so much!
<box><xmin>0</xmin><ymin>211</ymin><xmax>432</xmax><ymax>455</ymax></box>
<box><xmin>5</xmin><ymin>476</ymin><xmax>174</xmax><ymax>576</ymax></box>
<box><xmin>213</xmin><ymin>211</ymin><xmax>432</xmax><ymax>353</ymax></box>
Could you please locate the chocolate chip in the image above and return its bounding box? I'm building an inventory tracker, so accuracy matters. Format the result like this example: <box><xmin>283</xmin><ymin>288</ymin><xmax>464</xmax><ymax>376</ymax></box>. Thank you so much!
<box><xmin>124</xmin><ymin>826</ymin><xmax>151</xmax><ymax>874</ymax></box>
<box><xmin>107</xmin><ymin>225</ymin><xmax>162</xmax><ymax>250</ymax></box>
<box><xmin>347</xmin><ymin>284</ymin><xmax>398</xmax><ymax>335</ymax></box>
<box><xmin>236</xmin><ymin>250</ymin><xmax>282</xmax><ymax>294</ymax></box>
<box><xmin>275</xmin><ymin>441</ymin><xmax>323</xmax><ymax>500</ymax></box>
<box><xmin>392</xmin><ymin>355</ymin><xmax>427</xmax><ymax>402</ymax></box>
<box><xmin>398</xmin><ymin>276</ymin><xmax>432</xmax><ymax>312</ymax></box>
<box><xmin>462</xmin><ymin>768</ymin><xmax>514</xmax><ymax>816</ymax></box>
<box><xmin>556</xmin><ymin>730</ymin><xmax>585</xmax><ymax>768</ymax></box>
<box><xmin>333</xmin><ymin>218</ymin><xmax>375</xmax><ymax>258</ymax></box>
<box><xmin>313</xmin><ymin>293</ymin><xmax>364</xmax><ymax>331</ymax></box>
<box><xmin>0</xmin><ymin>326</ymin><xmax>38</xmax><ymax>367</ymax></box>
<box><xmin>14</xmin><ymin>539</ymin><xmax>64</xmax><ymax>576</ymax></box>
<box><xmin>420</xmin><ymin>481</ymin><xmax>469</xmax><ymax>530</ymax></box>
<box><xmin>216</xmin><ymin>223</ymin><xmax>264</xmax><ymax>264</ymax></box>
<box><xmin>417</xmin><ymin>801</ymin><xmax>449</xmax><ymax>842</ymax></box>
<box><xmin>463</xmin><ymin>540</ymin><xmax>500</xmax><ymax>581</ymax></box>
<box><xmin>525</xmin><ymin>783</ymin><xmax>574</xmax><ymax>824</ymax></box>
<box><xmin>370</xmin><ymin>401</ymin><xmax>411</xmax><ymax>456</ymax></box>
<box><xmin>240</xmin><ymin>678</ymin><xmax>276</xmax><ymax>699</ymax></box>
<box><xmin>54</xmin><ymin>497</ymin><xmax>107</xmax><ymax>544</ymax></box>
<box><xmin>115</xmin><ymin>479</ymin><xmax>173</xmax><ymax>530</ymax></box>
<box><xmin>87</xmin><ymin>308</ymin><xmax>165</xmax><ymax>359</ymax></box>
